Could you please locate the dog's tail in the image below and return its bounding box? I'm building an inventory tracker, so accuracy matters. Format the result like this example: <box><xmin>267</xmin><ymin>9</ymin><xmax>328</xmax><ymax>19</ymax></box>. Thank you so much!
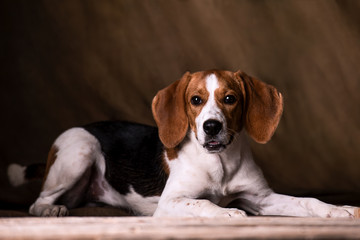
<box><xmin>7</xmin><ymin>163</ymin><xmax>45</xmax><ymax>187</ymax></box>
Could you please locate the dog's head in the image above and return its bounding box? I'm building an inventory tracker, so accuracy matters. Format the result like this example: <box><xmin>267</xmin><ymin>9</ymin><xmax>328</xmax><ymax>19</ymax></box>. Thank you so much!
<box><xmin>152</xmin><ymin>70</ymin><xmax>283</xmax><ymax>153</ymax></box>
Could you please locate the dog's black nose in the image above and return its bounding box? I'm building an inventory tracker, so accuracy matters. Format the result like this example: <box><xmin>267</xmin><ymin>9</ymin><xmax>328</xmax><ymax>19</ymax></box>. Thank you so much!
<box><xmin>203</xmin><ymin>120</ymin><xmax>222</xmax><ymax>136</ymax></box>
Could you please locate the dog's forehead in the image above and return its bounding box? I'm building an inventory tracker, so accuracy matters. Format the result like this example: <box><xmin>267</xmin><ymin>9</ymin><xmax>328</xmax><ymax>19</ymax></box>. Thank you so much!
<box><xmin>187</xmin><ymin>70</ymin><xmax>238</xmax><ymax>94</ymax></box>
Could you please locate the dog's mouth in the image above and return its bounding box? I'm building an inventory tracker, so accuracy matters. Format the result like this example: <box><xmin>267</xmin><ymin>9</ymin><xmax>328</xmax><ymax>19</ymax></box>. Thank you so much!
<box><xmin>203</xmin><ymin>135</ymin><xmax>233</xmax><ymax>153</ymax></box>
<box><xmin>204</xmin><ymin>140</ymin><xmax>225</xmax><ymax>153</ymax></box>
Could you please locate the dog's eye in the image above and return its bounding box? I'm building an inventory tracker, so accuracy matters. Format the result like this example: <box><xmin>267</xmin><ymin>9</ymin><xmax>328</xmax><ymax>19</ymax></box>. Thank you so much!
<box><xmin>191</xmin><ymin>96</ymin><xmax>203</xmax><ymax>106</ymax></box>
<box><xmin>224</xmin><ymin>95</ymin><xmax>236</xmax><ymax>104</ymax></box>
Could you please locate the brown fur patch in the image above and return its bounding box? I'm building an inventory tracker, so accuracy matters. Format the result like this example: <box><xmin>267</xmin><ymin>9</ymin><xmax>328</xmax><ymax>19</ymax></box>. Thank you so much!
<box><xmin>185</xmin><ymin>72</ymin><xmax>209</xmax><ymax>136</ymax></box>
<box><xmin>165</xmin><ymin>147</ymin><xmax>179</xmax><ymax>161</ymax></box>
<box><xmin>214</xmin><ymin>71</ymin><xmax>245</xmax><ymax>134</ymax></box>
<box><xmin>236</xmin><ymin>70</ymin><xmax>283</xmax><ymax>143</ymax></box>
<box><xmin>152</xmin><ymin>72</ymin><xmax>191</xmax><ymax>149</ymax></box>
<box><xmin>42</xmin><ymin>145</ymin><xmax>58</xmax><ymax>189</ymax></box>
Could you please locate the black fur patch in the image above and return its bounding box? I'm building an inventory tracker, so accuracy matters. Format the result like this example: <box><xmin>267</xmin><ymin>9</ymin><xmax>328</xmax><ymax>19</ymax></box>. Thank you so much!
<box><xmin>83</xmin><ymin>121</ymin><xmax>168</xmax><ymax>197</ymax></box>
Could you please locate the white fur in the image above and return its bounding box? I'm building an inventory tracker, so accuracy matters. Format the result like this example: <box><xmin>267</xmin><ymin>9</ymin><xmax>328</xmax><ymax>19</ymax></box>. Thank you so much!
<box><xmin>7</xmin><ymin>164</ymin><xmax>27</xmax><ymax>187</ymax></box>
<box><xmin>29</xmin><ymin>128</ymin><xmax>127</xmax><ymax>216</ymax></box>
<box><xmin>30</xmin><ymin>128</ymin><xmax>101</xmax><ymax>216</ymax></box>
<box><xmin>155</xmin><ymin>131</ymin><xmax>248</xmax><ymax>217</ymax></box>
<box><xmin>124</xmin><ymin>187</ymin><xmax>160</xmax><ymax>216</ymax></box>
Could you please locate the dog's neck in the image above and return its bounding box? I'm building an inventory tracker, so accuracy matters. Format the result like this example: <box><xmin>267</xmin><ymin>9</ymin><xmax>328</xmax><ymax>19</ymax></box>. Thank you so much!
<box><xmin>179</xmin><ymin>130</ymin><xmax>249</xmax><ymax>164</ymax></box>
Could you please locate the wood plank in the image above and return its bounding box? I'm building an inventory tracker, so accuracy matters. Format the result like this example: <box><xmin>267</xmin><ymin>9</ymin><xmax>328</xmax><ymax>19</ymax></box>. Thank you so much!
<box><xmin>0</xmin><ymin>217</ymin><xmax>359</xmax><ymax>239</ymax></box>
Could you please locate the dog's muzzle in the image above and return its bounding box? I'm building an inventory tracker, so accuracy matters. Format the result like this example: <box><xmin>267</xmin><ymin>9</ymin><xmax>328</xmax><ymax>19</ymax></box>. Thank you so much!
<box><xmin>203</xmin><ymin>120</ymin><xmax>228</xmax><ymax>153</ymax></box>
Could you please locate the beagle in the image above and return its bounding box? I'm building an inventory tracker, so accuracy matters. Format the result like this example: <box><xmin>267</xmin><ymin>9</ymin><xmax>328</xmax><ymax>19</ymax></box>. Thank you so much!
<box><xmin>9</xmin><ymin>70</ymin><xmax>359</xmax><ymax>218</ymax></box>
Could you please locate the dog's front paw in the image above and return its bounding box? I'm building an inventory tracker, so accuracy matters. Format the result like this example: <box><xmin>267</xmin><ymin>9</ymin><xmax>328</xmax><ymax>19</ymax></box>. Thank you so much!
<box><xmin>43</xmin><ymin>205</ymin><xmax>69</xmax><ymax>217</ymax></box>
<box><xmin>30</xmin><ymin>204</ymin><xmax>69</xmax><ymax>217</ymax></box>
<box><xmin>215</xmin><ymin>208</ymin><xmax>247</xmax><ymax>218</ymax></box>
<box><xmin>327</xmin><ymin>207</ymin><xmax>358</xmax><ymax>218</ymax></box>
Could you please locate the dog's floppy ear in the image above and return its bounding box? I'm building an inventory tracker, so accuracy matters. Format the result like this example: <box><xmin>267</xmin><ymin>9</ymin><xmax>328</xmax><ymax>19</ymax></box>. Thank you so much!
<box><xmin>152</xmin><ymin>72</ymin><xmax>191</xmax><ymax>149</ymax></box>
<box><xmin>235</xmin><ymin>70</ymin><xmax>283</xmax><ymax>144</ymax></box>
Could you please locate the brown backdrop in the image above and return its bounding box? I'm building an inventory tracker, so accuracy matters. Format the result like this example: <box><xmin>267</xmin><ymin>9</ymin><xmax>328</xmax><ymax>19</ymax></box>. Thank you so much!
<box><xmin>2</xmin><ymin>0</ymin><xmax>360</xmax><ymax>208</ymax></box>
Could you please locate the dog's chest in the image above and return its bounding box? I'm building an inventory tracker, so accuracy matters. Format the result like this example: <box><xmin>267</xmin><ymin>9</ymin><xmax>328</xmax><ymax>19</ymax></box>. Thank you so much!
<box><xmin>170</xmin><ymin>143</ymin><xmax>242</xmax><ymax>202</ymax></box>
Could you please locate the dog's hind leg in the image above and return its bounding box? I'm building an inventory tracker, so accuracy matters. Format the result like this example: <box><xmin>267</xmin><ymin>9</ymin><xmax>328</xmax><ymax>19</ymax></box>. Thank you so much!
<box><xmin>29</xmin><ymin>128</ymin><xmax>102</xmax><ymax>217</ymax></box>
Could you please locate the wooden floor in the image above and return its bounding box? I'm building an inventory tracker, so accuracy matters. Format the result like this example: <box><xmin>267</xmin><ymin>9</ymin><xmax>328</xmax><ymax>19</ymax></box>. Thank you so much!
<box><xmin>0</xmin><ymin>217</ymin><xmax>360</xmax><ymax>239</ymax></box>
